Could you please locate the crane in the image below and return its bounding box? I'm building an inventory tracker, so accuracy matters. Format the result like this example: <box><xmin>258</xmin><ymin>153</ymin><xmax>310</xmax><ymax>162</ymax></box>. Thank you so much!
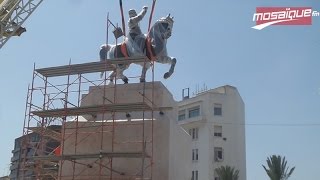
<box><xmin>0</xmin><ymin>0</ymin><xmax>157</xmax><ymax>50</ymax></box>
<box><xmin>0</xmin><ymin>0</ymin><xmax>43</xmax><ymax>49</ymax></box>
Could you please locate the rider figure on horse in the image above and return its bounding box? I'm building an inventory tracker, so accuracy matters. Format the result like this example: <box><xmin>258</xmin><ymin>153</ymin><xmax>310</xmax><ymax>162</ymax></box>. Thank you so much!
<box><xmin>126</xmin><ymin>6</ymin><xmax>148</xmax><ymax>57</ymax></box>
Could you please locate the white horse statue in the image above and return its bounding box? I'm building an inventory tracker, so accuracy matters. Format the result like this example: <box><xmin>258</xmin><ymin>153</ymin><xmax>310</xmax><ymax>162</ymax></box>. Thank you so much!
<box><xmin>99</xmin><ymin>14</ymin><xmax>176</xmax><ymax>83</ymax></box>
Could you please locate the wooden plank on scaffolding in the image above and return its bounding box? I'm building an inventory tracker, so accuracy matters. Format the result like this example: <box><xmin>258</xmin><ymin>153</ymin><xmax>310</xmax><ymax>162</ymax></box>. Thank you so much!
<box><xmin>35</xmin><ymin>56</ymin><xmax>148</xmax><ymax>77</ymax></box>
<box><xmin>28</xmin><ymin>127</ymin><xmax>61</xmax><ymax>141</ymax></box>
<box><xmin>32</xmin><ymin>152</ymin><xmax>150</xmax><ymax>161</ymax></box>
<box><xmin>31</xmin><ymin>102</ymin><xmax>171</xmax><ymax>118</ymax></box>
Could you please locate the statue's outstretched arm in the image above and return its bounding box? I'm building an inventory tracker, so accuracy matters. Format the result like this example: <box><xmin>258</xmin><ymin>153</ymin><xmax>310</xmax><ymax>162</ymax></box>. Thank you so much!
<box><xmin>130</xmin><ymin>6</ymin><xmax>148</xmax><ymax>25</ymax></box>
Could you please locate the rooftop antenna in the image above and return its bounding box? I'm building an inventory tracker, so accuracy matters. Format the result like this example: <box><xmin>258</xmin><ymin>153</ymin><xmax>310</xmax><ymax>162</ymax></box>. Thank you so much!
<box><xmin>200</xmin><ymin>83</ymin><xmax>208</xmax><ymax>93</ymax></box>
<box><xmin>192</xmin><ymin>83</ymin><xmax>199</xmax><ymax>96</ymax></box>
<box><xmin>192</xmin><ymin>83</ymin><xmax>208</xmax><ymax>96</ymax></box>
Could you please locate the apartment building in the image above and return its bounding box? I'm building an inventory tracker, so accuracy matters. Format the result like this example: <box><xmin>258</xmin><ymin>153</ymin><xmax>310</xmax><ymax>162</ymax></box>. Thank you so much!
<box><xmin>177</xmin><ymin>85</ymin><xmax>246</xmax><ymax>180</ymax></box>
<box><xmin>9</xmin><ymin>125</ymin><xmax>61</xmax><ymax>180</ymax></box>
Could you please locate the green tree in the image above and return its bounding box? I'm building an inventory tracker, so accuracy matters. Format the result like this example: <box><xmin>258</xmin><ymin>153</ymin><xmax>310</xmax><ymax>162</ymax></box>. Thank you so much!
<box><xmin>262</xmin><ymin>155</ymin><xmax>295</xmax><ymax>180</ymax></box>
<box><xmin>215</xmin><ymin>165</ymin><xmax>239</xmax><ymax>180</ymax></box>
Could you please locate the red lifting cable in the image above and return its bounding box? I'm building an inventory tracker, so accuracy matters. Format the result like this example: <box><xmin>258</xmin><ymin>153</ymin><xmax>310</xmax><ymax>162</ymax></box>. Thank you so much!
<box><xmin>119</xmin><ymin>0</ymin><xmax>126</xmax><ymax>36</ymax></box>
<box><xmin>148</xmin><ymin>0</ymin><xmax>157</xmax><ymax>31</ymax></box>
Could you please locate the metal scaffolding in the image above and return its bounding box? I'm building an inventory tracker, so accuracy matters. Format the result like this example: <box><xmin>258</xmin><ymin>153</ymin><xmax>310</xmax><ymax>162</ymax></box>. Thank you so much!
<box><xmin>19</xmin><ymin>55</ymin><xmax>158</xmax><ymax>179</ymax></box>
<box><xmin>1</xmin><ymin>0</ymin><xmax>180</xmax><ymax>178</ymax></box>
<box><xmin>14</xmin><ymin>7</ymin><xmax>168</xmax><ymax>177</ymax></box>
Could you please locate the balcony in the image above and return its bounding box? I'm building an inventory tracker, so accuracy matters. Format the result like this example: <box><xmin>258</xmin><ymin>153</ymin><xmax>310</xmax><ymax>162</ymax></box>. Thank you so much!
<box><xmin>177</xmin><ymin>113</ymin><xmax>204</xmax><ymax>125</ymax></box>
<box><xmin>11</xmin><ymin>147</ymin><xmax>20</xmax><ymax>153</ymax></box>
<box><xmin>177</xmin><ymin>105</ymin><xmax>205</xmax><ymax>124</ymax></box>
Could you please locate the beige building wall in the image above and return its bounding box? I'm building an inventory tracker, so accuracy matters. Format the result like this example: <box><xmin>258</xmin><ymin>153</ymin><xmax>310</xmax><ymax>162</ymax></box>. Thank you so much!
<box><xmin>60</xmin><ymin>82</ymin><xmax>191</xmax><ymax>180</ymax></box>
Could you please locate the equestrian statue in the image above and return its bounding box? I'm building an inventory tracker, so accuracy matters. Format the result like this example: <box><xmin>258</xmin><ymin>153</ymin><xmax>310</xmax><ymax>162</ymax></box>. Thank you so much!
<box><xmin>99</xmin><ymin>6</ymin><xmax>176</xmax><ymax>83</ymax></box>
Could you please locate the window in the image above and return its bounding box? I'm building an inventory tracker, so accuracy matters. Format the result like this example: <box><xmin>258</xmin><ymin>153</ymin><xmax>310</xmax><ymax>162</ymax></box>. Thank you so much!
<box><xmin>214</xmin><ymin>147</ymin><xmax>224</xmax><ymax>162</ymax></box>
<box><xmin>178</xmin><ymin>110</ymin><xmax>186</xmax><ymax>121</ymax></box>
<box><xmin>214</xmin><ymin>103</ymin><xmax>222</xmax><ymax>116</ymax></box>
<box><xmin>189</xmin><ymin>128</ymin><xmax>198</xmax><ymax>140</ymax></box>
<box><xmin>189</xmin><ymin>106</ymin><xmax>200</xmax><ymax>118</ymax></box>
<box><xmin>192</xmin><ymin>170</ymin><xmax>198</xmax><ymax>180</ymax></box>
<box><xmin>214</xmin><ymin>126</ymin><xmax>222</xmax><ymax>137</ymax></box>
<box><xmin>192</xmin><ymin>149</ymin><xmax>199</xmax><ymax>161</ymax></box>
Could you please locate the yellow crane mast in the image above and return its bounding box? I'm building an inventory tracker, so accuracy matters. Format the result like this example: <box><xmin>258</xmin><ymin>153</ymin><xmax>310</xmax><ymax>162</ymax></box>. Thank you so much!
<box><xmin>0</xmin><ymin>0</ymin><xmax>43</xmax><ymax>49</ymax></box>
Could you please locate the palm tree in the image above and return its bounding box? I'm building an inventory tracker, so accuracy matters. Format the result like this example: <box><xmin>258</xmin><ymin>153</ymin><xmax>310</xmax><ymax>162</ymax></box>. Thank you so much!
<box><xmin>262</xmin><ymin>155</ymin><xmax>295</xmax><ymax>180</ymax></box>
<box><xmin>215</xmin><ymin>165</ymin><xmax>239</xmax><ymax>180</ymax></box>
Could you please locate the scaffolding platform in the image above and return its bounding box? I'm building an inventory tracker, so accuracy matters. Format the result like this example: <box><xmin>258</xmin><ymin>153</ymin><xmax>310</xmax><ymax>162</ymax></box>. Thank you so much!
<box><xmin>32</xmin><ymin>152</ymin><xmax>150</xmax><ymax>161</ymax></box>
<box><xmin>31</xmin><ymin>102</ymin><xmax>171</xmax><ymax>118</ymax></box>
<box><xmin>35</xmin><ymin>56</ymin><xmax>148</xmax><ymax>77</ymax></box>
<box><xmin>28</xmin><ymin>127</ymin><xmax>61</xmax><ymax>141</ymax></box>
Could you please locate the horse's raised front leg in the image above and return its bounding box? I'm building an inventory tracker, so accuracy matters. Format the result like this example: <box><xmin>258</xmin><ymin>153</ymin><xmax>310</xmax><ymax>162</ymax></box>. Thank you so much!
<box><xmin>157</xmin><ymin>56</ymin><xmax>176</xmax><ymax>79</ymax></box>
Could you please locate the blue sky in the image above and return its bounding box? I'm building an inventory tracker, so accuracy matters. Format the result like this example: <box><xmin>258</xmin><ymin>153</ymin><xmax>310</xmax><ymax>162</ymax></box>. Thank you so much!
<box><xmin>1</xmin><ymin>0</ymin><xmax>320</xmax><ymax>179</ymax></box>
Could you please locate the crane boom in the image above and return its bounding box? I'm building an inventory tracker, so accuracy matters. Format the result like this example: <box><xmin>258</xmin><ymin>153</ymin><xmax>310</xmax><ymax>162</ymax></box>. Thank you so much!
<box><xmin>0</xmin><ymin>0</ymin><xmax>44</xmax><ymax>49</ymax></box>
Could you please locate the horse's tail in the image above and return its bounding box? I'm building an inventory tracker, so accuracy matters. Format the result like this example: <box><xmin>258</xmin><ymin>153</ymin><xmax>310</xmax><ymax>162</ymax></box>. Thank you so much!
<box><xmin>99</xmin><ymin>44</ymin><xmax>111</xmax><ymax>61</ymax></box>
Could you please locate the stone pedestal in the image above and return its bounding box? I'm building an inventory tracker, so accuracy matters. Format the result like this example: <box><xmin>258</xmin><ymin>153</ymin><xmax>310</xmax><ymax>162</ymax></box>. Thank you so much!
<box><xmin>60</xmin><ymin>82</ymin><xmax>191</xmax><ymax>180</ymax></box>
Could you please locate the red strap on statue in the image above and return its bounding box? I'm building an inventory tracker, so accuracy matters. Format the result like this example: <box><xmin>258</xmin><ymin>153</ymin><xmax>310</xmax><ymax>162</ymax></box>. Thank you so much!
<box><xmin>121</xmin><ymin>43</ymin><xmax>129</xmax><ymax>58</ymax></box>
<box><xmin>146</xmin><ymin>37</ymin><xmax>156</xmax><ymax>61</ymax></box>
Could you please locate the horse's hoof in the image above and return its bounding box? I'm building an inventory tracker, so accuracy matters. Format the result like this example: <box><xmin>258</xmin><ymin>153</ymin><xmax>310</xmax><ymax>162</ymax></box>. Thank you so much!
<box><xmin>140</xmin><ymin>78</ymin><xmax>145</xmax><ymax>83</ymax></box>
<box><xmin>123</xmin><ymin>77</ymin><xmax>129</xmax><ymax>84</ymax></box>
<box><xmin>164</xmin><ymin>72</ymin><xmax>171</xmax><ymax>79</ymax></box>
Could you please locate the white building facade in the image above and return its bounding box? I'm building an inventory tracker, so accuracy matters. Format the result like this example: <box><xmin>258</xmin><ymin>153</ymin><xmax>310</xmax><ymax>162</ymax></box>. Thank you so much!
<box><xmin>177</xmin><ymin>85</ymin><xmax>246</xmax><ymax>180</ymax></box>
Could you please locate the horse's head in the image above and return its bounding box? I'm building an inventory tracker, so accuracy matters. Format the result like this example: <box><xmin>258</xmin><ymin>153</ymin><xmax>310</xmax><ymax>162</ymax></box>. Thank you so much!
<box><xmin>155</xmin><ymin>14</ymin><xmax>174</xmax><ymax>39</ymax></box>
